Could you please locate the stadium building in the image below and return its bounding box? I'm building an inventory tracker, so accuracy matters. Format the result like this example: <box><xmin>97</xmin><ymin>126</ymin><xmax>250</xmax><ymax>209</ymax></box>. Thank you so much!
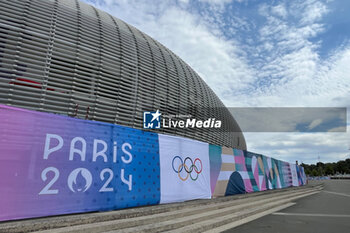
<box><xmin>0</xmin><ymin>0</ymin><xmax>246</xmax><ymax>149</ymax></box>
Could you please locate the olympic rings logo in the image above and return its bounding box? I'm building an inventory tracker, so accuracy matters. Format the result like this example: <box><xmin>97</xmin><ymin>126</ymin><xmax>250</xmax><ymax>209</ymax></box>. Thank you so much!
<box><xmin>172</xmin><ymin>156</ymin><xmax>203</xmax><ymax>181</ymax></box>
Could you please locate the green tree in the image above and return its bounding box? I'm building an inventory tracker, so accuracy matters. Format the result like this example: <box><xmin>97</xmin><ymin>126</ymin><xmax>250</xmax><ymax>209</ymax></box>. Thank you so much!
<box><xmin>324</xmin><ymin>164</ymin><xmax>334</xmax><ymax>175</ymax></box>
<box><xmin>302</xmin><ymin>158</ymin><xmax>350</xmax><ymax>176</ymax></box>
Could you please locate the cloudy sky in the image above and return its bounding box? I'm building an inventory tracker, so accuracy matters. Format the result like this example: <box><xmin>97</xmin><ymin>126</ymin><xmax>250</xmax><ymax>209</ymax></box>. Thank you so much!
<box><xmin>82</xmin><ymin>0</ymin><xmax>350</xmax><ymax>164</ymax></box>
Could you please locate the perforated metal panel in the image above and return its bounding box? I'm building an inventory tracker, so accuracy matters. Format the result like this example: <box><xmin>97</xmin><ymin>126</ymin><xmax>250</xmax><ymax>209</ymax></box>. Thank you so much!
<box><xmin>0</xmin><ymin>0</ymin><xmax>246</xmax><ymax>150</ymax></box>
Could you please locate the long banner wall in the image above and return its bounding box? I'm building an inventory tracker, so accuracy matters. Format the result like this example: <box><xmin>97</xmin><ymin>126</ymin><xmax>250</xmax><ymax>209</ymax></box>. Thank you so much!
<box><xmin>0</xmin><ymin>105</ymin><xmax>306</xmax><ymax>221</ymax></box>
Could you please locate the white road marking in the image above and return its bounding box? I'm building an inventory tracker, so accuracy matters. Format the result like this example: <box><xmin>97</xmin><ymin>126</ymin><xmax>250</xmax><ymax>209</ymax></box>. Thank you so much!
<box><xmin>272</xmin><ymin>212</ymin><xmax>350</xmax><ymax>218</ymax></box>
<box><xmin>203</xmin><ymin>202</ymin><xmax>296</xmax><ymax>233</ymax></box>
<box><xmin>323</xmin><ymin>190</ymin><xmax>350</xmax><ymax>198</ymax></box>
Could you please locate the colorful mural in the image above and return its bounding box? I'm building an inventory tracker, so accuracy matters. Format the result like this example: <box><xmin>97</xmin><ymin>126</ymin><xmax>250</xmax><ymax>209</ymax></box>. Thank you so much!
<box><xmin>210</xmin><ymin>146</ymin><xmax>306</xmax><ymax>197</ymax></box>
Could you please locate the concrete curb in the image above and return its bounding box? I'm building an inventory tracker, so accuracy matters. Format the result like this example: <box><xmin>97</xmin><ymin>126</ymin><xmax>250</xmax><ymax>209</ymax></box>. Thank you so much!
<box><xmin>0</xmin><ymin>182</ymin><xmax>323</xmax><ymax>233</ymax></box>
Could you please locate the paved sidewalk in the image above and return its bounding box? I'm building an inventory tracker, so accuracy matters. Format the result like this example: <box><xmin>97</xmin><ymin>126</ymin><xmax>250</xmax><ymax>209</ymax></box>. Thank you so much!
<box><xmin>224</xmin><ymin>180</ymin><xmax>350</xmax><ymax>233</ymax></box>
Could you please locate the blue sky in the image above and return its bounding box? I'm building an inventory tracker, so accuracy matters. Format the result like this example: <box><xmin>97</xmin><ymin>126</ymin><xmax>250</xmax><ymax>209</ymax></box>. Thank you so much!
<box><xmin>82</xmin><ymin>0</ymin><xmax>350</xmax><ymax>164</ymax></box>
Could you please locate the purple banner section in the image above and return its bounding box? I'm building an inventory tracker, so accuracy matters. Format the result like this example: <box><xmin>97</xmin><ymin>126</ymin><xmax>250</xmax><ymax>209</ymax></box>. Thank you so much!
<box><xmin>0</xmin><ymin>105</ymin><xmax>160</xmax><ymax>221</ymax></box>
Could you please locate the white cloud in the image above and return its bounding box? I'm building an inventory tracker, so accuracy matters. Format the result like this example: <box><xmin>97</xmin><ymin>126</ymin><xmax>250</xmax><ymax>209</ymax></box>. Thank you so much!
<box><xmin>244</xmin><ymin>132</ymin><xmax>349</xmax><ymax>164</ymax></box>
<box><xmin>299</xmin><ymin>0</ymin><xmax>329</xmax><ymax>25</ymax></box>
<box><xmin>231</xmin><ymin>107</ymin><xmax>345</xmax><ymax>133</ymax></box>
<box><xmin>328</xmin><ymin>126</ymin><xmax>347</xmax><ymax>132</ymax></box>
<box><xmin>178</xmin><ymin>0</ymin><xmax>190</xmax><ymax>4</ymax></box>
<box><xmin>271</xmin><ymin>4</ymin><xmax>288</xmax><ymax>19</ymax></box>
<box><xmin>308</xmin><ymin>119</ymin><xmax>323</xmax><ymax>130</ymax></box>
<box><xmin>222</xmin><ymin>0</ymin><xmax>349</xmax><ymax>109</ymax></box>
<box><xmin>199</xmin><ymin>0</ymin><xmax>235</xmax><ymax>5</ymax></box>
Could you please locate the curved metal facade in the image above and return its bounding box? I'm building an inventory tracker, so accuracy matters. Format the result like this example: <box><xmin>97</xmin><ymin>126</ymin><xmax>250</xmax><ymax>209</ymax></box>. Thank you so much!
<box><xmin>0</xmin><ymin>0</ymin><xmax>246</xmax><ymax>149</ymax></box>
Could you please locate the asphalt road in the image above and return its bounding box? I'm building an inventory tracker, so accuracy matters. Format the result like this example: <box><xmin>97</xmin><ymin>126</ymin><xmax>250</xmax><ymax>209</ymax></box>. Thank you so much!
<box><xmin>224</xmin><ymin>180</ymin><xmax>350</xmax><ymax>233</ymax></box>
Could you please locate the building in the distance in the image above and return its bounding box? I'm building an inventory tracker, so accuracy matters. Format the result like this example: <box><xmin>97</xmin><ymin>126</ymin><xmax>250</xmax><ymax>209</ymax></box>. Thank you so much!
<box><xmin>0</xmin><ymin>0</ymin><xmax>246</xmax><ymax>149</ymax></box>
